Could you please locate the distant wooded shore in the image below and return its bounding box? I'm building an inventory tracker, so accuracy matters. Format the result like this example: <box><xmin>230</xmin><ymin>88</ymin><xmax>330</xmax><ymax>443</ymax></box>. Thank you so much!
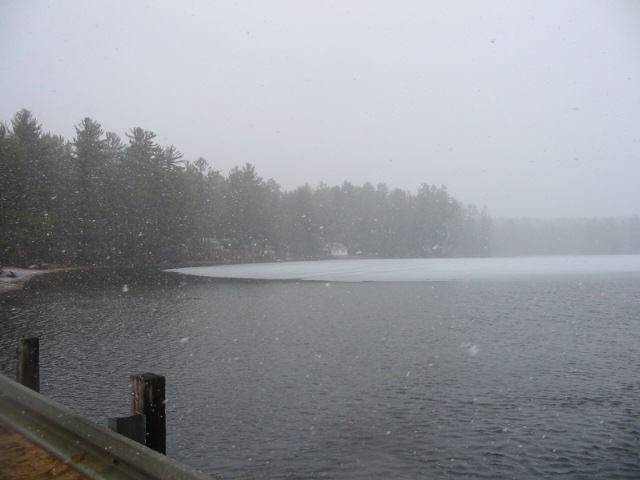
<box><xmin>2</xmin><ymin>110</ymin><xmax>639</xmax><ymax>271</ymax></box>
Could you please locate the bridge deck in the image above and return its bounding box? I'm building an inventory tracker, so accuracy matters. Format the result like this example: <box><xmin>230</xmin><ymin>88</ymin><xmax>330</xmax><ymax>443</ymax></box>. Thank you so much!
<box><xmin>0</xmin><ymin>421</ymin><xmax>89</xmax><ymax>479</ymax></box>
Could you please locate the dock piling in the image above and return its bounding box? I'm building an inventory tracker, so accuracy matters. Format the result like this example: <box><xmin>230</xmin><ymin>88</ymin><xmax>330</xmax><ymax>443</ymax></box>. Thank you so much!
<box><xmin>131</xmin><ymin>373</ymin><xmax>166</xmax><ymax>454</ymax></box>
<box><xmin>17</xmin><ymin>337</ymin><xmax>39</xmax><ymax>392</ymax></box>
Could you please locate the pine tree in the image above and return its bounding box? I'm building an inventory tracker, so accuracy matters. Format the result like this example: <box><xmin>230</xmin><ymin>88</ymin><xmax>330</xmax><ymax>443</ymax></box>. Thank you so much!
<box><xmin>72</xmin><ymin>117</ymin><xmax>110</xmax><ymax>263</ymax></box>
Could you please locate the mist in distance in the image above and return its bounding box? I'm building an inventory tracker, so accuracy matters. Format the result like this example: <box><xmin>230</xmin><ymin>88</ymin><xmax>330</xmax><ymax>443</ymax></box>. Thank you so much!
<box><xmin>1</xmin><ymin>0</ymin><xmax>639</xmax><ymax>220</ymax></box>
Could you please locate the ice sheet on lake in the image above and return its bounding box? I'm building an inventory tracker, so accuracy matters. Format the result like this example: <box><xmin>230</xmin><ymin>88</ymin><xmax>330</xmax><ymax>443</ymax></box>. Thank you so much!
<box><xmin>167</xmin><ymin>255</ymin><xmax>640</xmax><ymax>282</ymax></box>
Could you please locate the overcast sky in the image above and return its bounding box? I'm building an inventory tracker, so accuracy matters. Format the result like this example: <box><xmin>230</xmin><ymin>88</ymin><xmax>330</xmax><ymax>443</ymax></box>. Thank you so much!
<box><xmin>1</xmin><ymin>0</ymin><xmax>639</xmax><ymax>219</ymax></box>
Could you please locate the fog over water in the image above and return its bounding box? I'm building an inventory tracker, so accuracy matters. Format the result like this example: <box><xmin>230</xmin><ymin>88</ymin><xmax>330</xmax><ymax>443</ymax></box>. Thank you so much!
<box><xmin>2</xmin><ymin>2</ymin><xmax>640</xmax><ymax>477</ymax></box>
<box><xmin>2</xmin><ymin>1</ymin><xmax>640</xmax><ymax>218</ymax></box>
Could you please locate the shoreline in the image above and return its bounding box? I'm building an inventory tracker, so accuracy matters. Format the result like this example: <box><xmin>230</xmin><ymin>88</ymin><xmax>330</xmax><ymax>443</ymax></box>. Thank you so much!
<box><xmin>0</xmin><ymin>267</ymin><xmax>61</xmax><ymax>297</ymax></box>
<box><xmin>0</xmin><ymin>264</ymin><xmax>225</xmax><ymax>298</ymax></box>
<box><xmin>0</xmin><ymin>257</ymin><xmax>293</xmax><ymax>298</ymax></box>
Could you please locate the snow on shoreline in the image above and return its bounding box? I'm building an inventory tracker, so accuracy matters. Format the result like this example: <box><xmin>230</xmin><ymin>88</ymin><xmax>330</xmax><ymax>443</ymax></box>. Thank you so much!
<box><xmin>167</xmin><ymin>255</ymin><xmax>640</xmax><ymax>283</ymax></box>
<box><xmin>0</xmin><ymin>267</ymin><xmax>52</xmax><ymax>295</ymax></box>
<box><xmin>2</xmin><ymin>255</ymin><xmax>639</xmax><ymax>295</ymax></box>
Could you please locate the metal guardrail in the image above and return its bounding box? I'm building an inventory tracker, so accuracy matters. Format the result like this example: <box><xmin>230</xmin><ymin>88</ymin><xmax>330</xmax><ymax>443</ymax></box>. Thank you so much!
<box><xmin>0</xmin><ymin>373</ymin><xmax>215</xmax><ymax>480</ymax></box>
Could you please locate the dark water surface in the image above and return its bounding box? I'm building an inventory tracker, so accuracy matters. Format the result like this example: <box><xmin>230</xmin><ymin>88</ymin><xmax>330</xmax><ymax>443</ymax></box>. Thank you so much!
<box><xmin>1</xmin><ymin>267</ymin><xmax>640</xmax><ymax>479</ymax></box>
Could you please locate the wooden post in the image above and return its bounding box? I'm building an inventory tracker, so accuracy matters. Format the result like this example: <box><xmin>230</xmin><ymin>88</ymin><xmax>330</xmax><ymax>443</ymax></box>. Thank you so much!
<box><xmin>108</xmin><ymin>414</ymin><xmax>146</xmax><ymax>445</ymax></box>
<box><xmin>131</xmin><ymin>373</ymin><xmax>166</xmax><ymax>454</ymax></box>
<box><xmin>17</xmin><ymin>337</ymin><xmax>39</xmax><ymax>392</ymax></box>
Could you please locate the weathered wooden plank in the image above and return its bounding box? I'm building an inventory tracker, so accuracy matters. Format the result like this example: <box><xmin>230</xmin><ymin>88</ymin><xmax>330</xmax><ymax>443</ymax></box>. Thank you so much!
<box><xmin>0</xmin><ymin>421</ymin><xmax>90</xmax><ymax>480</ymax></box>
<box><xmin>131</xmin><ymin>373</ymin><xmax>166</xmax><ymax>455</ymax></box>
<box><xmin>16</xmin><ymin>337</ymin><xmax>39</xmax><ymax>392</ymax></box>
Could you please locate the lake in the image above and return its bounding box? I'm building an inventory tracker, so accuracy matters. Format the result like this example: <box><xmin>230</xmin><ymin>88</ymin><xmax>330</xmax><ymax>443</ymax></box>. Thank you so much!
<box><xmin>1</xmin><ymin>256</ymin><xmax>640</xmax><ymax>479</ymax></box>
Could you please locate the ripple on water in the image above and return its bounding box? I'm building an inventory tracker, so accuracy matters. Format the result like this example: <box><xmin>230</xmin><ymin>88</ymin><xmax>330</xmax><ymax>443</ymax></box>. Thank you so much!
<box><xmin>1</xmin><ymin>271</ymin><xmax>640</xmax><ymax>479</ymax></box>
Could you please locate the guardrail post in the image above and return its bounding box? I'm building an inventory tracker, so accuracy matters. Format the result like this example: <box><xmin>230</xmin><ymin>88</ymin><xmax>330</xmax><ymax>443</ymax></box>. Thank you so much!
<box><xmin>108</xmin><ymin>414</ymin><xmax>146</xmax><ymax>444</ymax></box>
<box><xmin>17</xmin><ymin>337</ymin><xmax>39</xmax><ymax>392</ymax></box>
<box><xmin>131</xmin><ymin>373</ymin><xmax>166</xmax><ymax>454</ymax></box>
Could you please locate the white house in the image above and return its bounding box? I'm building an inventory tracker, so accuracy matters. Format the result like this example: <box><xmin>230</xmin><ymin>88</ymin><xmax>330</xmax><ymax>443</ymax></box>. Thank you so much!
<box><xmin>324</xmin><ymin>242</ymin><xmax>348</xmax><ymax>257</ymax></box>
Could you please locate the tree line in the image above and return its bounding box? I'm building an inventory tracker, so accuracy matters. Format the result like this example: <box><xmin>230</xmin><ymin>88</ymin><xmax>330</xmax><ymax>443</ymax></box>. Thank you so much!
<box><xmin>0</xmin><ymin>109</ymin><xmax>492</xmax><ymax>266</ymax></box>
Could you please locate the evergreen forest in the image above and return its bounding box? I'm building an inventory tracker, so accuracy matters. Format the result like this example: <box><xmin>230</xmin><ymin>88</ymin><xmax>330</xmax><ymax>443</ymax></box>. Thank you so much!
<box><xmin>3</xmin><ymin>110</ymin><xmax>638</xmax><ymax>268</ymax></box>
<box><xmin>1</xmin><ymin>110</ymin><xmax>492</xmax><ymax>267</ymax></box>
